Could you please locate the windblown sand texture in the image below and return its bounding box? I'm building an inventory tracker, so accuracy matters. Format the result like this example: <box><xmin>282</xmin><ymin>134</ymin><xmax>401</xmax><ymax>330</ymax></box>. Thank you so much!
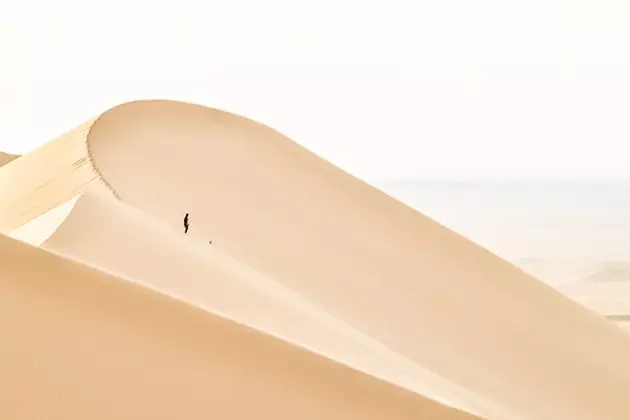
<box><xmin>2</xmin><ymin>100</ymin><xmax>630</xmax><ymax>420</ymax></box>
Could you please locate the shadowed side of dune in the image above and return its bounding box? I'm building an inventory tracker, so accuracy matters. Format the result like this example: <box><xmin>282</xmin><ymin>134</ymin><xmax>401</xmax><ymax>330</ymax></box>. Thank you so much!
<box><xmin>0</xmin><ymin>232</ymin><xmax>472</xmax><ymax>420</ymax></box>
<box><xmin>42</xmin><ymin>189</ymin><xmax>484</xmax><ymax>418</ymax></box>
<box><xmin>0</xmin><ymin>152</ymin><xmax>19</xmax><ymax>167</ymax></box>
<box><xmin>83</xmin><ymin>100</ymin><xmax>630</xmax><ymax>420</ymax></box>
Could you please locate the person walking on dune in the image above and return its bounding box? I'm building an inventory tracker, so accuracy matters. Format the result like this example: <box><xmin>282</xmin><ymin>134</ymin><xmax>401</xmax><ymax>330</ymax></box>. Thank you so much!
<box><xmin>184</xmin><ymin>213</ymin><xmax>190</xmax><ymax>234</ymax></box>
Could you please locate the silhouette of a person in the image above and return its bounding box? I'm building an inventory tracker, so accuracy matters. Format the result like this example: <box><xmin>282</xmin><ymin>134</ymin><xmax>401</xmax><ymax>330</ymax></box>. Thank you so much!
<box><xmin>184</xmin><ymin>213</ymin><xmax>190</xmax><ymax>234</ymax></box>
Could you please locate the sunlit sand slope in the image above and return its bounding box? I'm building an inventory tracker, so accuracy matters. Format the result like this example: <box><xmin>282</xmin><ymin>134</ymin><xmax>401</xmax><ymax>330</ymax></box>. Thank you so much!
<box><xmin>0</xmin><ymin>233</ymin><xmax>470</xmax><ymax>420</ymax></box>
<box><xmin>43</xmin><ymin>189</ymin><xmax>483</xmax><ymax>418</ymax></box>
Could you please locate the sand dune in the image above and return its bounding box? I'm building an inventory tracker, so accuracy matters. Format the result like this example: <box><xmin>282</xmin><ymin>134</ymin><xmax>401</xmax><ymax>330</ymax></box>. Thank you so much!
<box><xmin>2</xmin><ymin>99</ymin><xmax>630</xmax><ymax>419</ymax></box>
<box><xmin>43</xmin><ymin>189</ymin><xmax>487</xmax><ymax>417</ymax></box>
<box><xmin>85</xmin><ymin>101</ymin><xmax>630</xmax><ymax>420</ymax></box>
<box><xmin>0</xmin><ymin>233</ymin><xmax>475</xmax><ymax>419</ymax></box>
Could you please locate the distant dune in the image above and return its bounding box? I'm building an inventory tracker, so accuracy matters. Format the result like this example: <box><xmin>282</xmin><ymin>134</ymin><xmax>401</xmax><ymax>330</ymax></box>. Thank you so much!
<box><xmin>583</xmin><ymin>263</ymin><xmax>630</xmax><ymax>283</ymax></box>
<box><xmin>2</xmin><ymin>99</ymin><xmax>630</xmax><ymax>419</ymax></box>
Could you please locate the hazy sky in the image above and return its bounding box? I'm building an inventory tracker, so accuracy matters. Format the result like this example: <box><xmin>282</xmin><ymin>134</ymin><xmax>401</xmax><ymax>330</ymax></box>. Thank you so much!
<box><xmin>2</xmin><ymin>1</ymin><xmax>630</xmax><ymax>180</ymax></box>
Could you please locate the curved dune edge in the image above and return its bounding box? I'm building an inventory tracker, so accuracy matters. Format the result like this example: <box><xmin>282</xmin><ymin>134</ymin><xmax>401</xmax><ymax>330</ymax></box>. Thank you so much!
<box><xmin>43</xmin><ymin>189</ymin><xmax>488</xmax><ymax>417</ymax></box>
<box><xmin>0</xmin><ymin>233</ymin><xmax>476</xmax><ymax>420</ymax></box>
<box><xmin>2</xmin><ymin>99</ymin><xmax>630</xmax><ymax>419</ymax></box>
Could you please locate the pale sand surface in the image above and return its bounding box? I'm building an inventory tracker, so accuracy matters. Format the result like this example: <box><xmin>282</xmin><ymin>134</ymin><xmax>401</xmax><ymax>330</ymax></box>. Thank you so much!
<box><xmin>0</xmin><ymin>233</ymin><xmax>474</xmax><ymax>420</ymax></box>
<box><xmin>43</xmin><ymin>189</ymin><xmax>487</xmax><ymax>417</ymax></box>
<box><xmin>2</xmin><ymin>99</ymin><xmax>630</xmax><ymax>419</ymax></box>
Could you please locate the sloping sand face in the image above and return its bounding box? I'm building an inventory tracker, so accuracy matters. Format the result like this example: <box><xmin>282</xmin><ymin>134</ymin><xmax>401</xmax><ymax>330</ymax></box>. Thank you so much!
<box><xmin>84</xmin><ymin>100</ymin><xmax>630</xmax><ymax>420</ymax></box>
<box><xmin>43</xmin><ymin>190</ymin><xmax>486</xmax><ymax>417</ymax></box>
<box><xmin>0</xmin><ymin>233</ymin><xmax>474</xmax><ymax>420</ymax></box>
